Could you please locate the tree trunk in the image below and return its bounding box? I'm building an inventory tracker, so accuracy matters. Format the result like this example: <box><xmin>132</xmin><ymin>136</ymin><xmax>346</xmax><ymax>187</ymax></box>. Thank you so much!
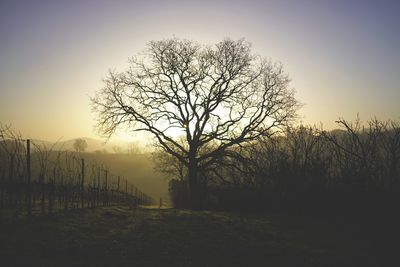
<box><xmin>187</xmin><ymin>155</ymin><xmax>202</xmax><ymax>210</ymax></box>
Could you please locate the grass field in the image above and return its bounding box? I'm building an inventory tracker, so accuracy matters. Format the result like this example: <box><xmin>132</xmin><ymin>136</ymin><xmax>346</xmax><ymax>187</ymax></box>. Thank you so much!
<box><xmin>0</xmin><ymin>206</ymin><xmax>397</xmax><ymax>267</ymax></box>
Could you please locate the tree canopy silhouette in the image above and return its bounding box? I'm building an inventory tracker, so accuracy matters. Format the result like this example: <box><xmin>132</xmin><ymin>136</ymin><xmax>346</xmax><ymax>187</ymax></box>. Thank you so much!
<box><xmin>92</xmin><ymin>38</ymin><xmax>298</xmax><ymax>209</ymax></box>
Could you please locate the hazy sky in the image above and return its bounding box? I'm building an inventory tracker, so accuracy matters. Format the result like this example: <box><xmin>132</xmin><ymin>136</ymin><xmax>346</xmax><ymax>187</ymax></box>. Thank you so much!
<box><xmin>0</xmin><ymin>0</ymin><xmax>399</xmax><ymax>141</ymax></box>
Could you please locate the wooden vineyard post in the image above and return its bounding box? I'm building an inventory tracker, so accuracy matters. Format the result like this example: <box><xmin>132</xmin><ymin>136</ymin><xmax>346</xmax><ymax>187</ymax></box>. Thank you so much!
<box><xmin>81</xmin><ymin>158</ymin><xmax>85</xmax><ymax>208</ymax></box>
<box><xmin>125</xmin><ymin>179</ymin><xmax>128</xmax><ymax>204</ymax></box>
<box><xmin>104</xmin><ymin>169</ymin><xmax>108</xmax><ymax>206</ymax></box>
<box><xmin>97</xmin><ymin>170</ymin><xmax>100</xmax><ymax>207</ymax></box>
<box><xmin>135</xmin><ymin>187</ymin><xmax>138</xmax><ymax>205</ymax></box>
<box><xmin>48</xmin><ymin>168</ymin><xmax>55</xmax><ymax>214</ymax></box>
<box><xmin>9</xmin><ymin>155</ymin><xmax>17</xmax><ymax>218</ymax></box>
<box><xmin>26</xmin><ymin>139</ymin><xmax>32</xmax><ymax>219</ymax></box>
<box><xmin>130</xmin><ymin>185</ymin><xmax>134</xmax><ymax>205</ymax></box>
<box><xmin>117</xmin><ymin>176</ymin><xmax>120</xmax><ymax>204</ymax></box>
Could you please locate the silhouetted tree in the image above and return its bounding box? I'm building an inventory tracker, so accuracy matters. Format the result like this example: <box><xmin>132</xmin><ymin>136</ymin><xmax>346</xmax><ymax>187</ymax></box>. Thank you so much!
<box><xmin>92</xmin><ymin>38</ymin><xmax>298</xmax><ymax>209</ymax></box>
<box><xmin>73</xmin><ymin>138</ymin><xmax>88</xmax><ymax>152</ymax></box>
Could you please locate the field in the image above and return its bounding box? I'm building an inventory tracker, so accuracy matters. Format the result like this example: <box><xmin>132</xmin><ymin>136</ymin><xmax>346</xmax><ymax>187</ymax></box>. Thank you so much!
<box><xmin>80</xmin><ymin>152</ymin><xmax>169</xmax><ymax>201</ymax></box>
<box><xmin>0</xmin><ymin>206</ymin><xmax>397</xmax><ymax>267</ymax></box>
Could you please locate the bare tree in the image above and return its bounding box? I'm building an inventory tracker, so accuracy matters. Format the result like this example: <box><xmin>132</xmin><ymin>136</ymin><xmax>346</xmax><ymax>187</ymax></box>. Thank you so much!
<box><xmin>92</xmin><ymin>38</ymin><xmax>298</xmax><ymax>209</ymax></box>
<box><xmin>73</xmin><ymin>138</ymin><xmax>88</xmax><ymax>153</ymax></box>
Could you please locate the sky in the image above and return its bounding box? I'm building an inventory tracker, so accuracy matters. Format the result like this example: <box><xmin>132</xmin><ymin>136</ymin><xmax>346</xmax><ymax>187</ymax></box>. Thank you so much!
<box><xmin>0</xmin><ymin>0</ymin><xmax>399</xmax><ymax>142</ymax></box>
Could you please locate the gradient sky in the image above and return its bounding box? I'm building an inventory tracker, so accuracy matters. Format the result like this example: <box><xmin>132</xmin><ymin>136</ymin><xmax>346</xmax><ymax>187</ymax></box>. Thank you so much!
<box><xmin>0</xmin><ymin>0</ymin><xmax>399</xmax><ymax>142</ymax></box>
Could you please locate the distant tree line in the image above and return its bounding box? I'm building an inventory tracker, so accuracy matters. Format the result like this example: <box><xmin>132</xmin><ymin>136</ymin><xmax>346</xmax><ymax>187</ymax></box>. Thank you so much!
<box><xmin>164</xmin><ymin>117</ymin><xmax>400</xmax><ymax>214</ymax></box>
